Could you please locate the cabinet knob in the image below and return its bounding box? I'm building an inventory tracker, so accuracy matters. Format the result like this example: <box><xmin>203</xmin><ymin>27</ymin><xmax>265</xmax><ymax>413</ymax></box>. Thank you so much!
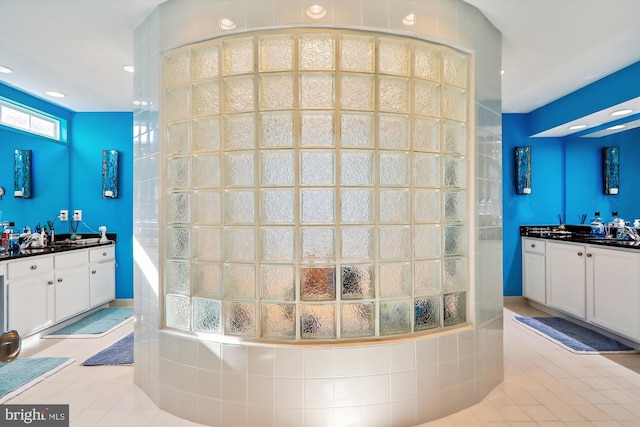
<box><xmin>531</xmin><ymin>244</ymin><xmax>535</xmax><ymax>248</ymax></box>
<box><xmin>586</xmin><ymin>253</ymin><xmax>592</xmax><ymax>257</ymax></box>
<box><xmin>102</xmin><ymin>252</ymin><xmax>107</xmax><ymax>256</ymax></box>
<box><xmin>577</xmin><ymin>252</ymin><xmax>583</xmax><ymax>256</ymax></box>
<box><xmin>57</xmin><ymin>278</ymin><xmax>63</xmax><ymax>283</ymax></box>
<box><xmin>47</xmin><ymin>280</ymin><xmax>54</xmax><ymax>285</ymax></box>
<box><xmin>30</xmin><ymin>265</ymin><xmax>37</xmax><ymax>270</ymax></box>
<box><xmin>91</xmin><ymin>270</ymin><xmax>97</xmax><ymax>274</ymax></box>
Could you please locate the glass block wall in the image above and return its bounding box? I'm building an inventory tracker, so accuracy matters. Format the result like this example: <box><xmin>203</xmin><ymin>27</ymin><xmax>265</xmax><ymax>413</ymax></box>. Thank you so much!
<box><xmin>163</xmin><ymin>30</ymin><xmax>469</xmax><ymax>341</ymax></box>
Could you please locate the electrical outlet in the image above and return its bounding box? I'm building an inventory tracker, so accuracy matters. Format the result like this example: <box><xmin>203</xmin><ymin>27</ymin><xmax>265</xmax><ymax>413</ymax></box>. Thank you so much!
<box><xmin>59</xmin><ymin>210</ymin><xmax>69</xmax><ymax>221</ymax></box>
<box><xmin>73</xmin><ymin>210</ymin><xmax>82</xmax><ymax>221</ymax></box>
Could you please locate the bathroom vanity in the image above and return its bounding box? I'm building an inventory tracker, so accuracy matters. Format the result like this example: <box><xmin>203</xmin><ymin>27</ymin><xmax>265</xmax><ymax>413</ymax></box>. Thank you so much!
<box><xmin>521</xmin><ymin>226</ymin><xmax>640</xmax><ymax>345</ymax></box>
<box><xmin>0</xmin><ymin>241</ymin><xmax>116</xmax><ymax>337</ymax></box>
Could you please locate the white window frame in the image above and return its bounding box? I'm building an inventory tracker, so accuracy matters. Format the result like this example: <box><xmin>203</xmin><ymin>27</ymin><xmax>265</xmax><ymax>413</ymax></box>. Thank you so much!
<box><xmin>0</xmin><ymin>98</ymin><xmax>62</xmax><ymax>141</ymax></box>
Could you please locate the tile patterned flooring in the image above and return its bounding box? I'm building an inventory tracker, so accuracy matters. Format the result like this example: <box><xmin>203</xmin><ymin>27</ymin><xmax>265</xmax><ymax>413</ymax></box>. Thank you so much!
<box><xmin>5</xmin><ymin>301</ymin><xmax>639</xmax><ymax>426</ymax></box>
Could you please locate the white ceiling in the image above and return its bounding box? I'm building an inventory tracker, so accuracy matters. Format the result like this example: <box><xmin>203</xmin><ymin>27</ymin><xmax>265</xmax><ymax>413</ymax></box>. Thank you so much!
<box><xmin>0</xmin><ymin>0</ymin><xmax>639</xmax><ymax>134</ymax></box>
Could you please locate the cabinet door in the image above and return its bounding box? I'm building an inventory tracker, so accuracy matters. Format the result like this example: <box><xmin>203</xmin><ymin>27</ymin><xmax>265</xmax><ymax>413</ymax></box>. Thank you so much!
<box><xmin>523</xmin><ymin>251</ymin><xmax>546</xmax><ymax>304</ymax></box>
<box><xmin>547</xmin><ymin>242</ymin><xmax>586</xmax><ymax>319</ymax></box>
<box><xmin>90</xmin><ymin>261</ymin><xmax>115</xmax><ymax>307</ymax></box>
<box><xmin>54</xmin><ymin>267</ymin><xmax>90</xmax><ymax>322</ymax></box>
<box><xmin>587</xmin><ymin>247</ymin><xmax>640</xmax><ymax>341</ymax></box>
<box><xmin>8</xmin><ymin>276</ymin><xmax>54</xmax><ymax>336</ymax></box>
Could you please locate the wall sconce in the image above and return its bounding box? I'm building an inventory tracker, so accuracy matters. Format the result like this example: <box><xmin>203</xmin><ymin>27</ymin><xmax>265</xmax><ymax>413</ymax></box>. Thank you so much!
<box><xmin>515</xmin><ymin>146</ymin><xmax>531</xmax><ymax>195</ymax></box>
<box><xmin>102</xmin><ymin>149</ymin><xmax>119</xmax><ymax>198</ymax></box>
<box><xmin>14</xmin><ymin>149</ymin><xmax>32</xmax><ymax>198</ymax></box>
<box><xmin>603</xmin><ymin>146</ymin><xmax>619</xmax><ymax>195</ymax></box>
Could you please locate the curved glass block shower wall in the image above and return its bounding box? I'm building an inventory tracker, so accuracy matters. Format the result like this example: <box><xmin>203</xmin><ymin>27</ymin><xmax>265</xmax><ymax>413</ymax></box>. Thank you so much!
<box><xmin>162</xmin><ymin>29</ymin><xmax>470</xmax><ymax>341</ymax></box>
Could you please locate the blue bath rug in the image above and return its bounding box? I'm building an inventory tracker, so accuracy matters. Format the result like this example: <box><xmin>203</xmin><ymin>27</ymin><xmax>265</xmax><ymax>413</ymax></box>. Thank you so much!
<box><xmin>44</xmin><ymin>308</ymin><xmax>134</xmax><ymax>338</ymax></box>
<box><xmin>82</xmin><ymin>333</ymin><xmax>133</xmax><ymax>366</ymax></box>
<box><xmin>0</xmin><ymin>357</ymin><xmax>73</xmax><ymax>403</ymax></box>
<box><xmin>514</xmin><ymin>316</ymin><xmax>637</xmax><ymax>354</ymax></box>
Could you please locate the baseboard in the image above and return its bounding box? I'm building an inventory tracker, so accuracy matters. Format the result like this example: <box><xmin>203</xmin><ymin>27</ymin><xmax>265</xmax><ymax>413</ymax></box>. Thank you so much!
<box><xmin>503</xmin><ymin>296</ymin><xmax>527</xmax><ymax>306</ymax></box>
<box><xmin>110</xmin><ymin>299</ymin><xmax>134</xmax><ymax>308</ymax></box>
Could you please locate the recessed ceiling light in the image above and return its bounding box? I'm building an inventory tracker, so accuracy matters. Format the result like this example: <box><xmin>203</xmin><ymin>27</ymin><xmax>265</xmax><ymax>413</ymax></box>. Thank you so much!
<box><xmin>45</xmin><ymin>91</ymin><xmax>66</xmax><ymax>98</ymax></box>
<box><xmin>608</xmin><ymin>124</ymin><xmax>626</xmax><ymax>130</ymax></box>
<box><xmin>610</xmin><ymin>109</ymin><xmax>633</xmax><ymax>116</ymax></box>
<box><xmin>0</xmin><ymin>65</ymin><xmax>13</xmax><ymax>74</ymax></box>
<box><xmin>402</xmin><ymin>13</ymin><xmax>415</xmax><ymax>26</ymax></box>
<box><xmin>306</xmin><ymin>5</ymin><xmax>326</xmax><ymax>19</ymax></box>
<box><xmin>220</xmin><ymin>18</ymin><xmax>236</xmax><ymax>30</ymax></box>
<box><xmin>133</xmin><ymin>100</ymin><xmax>149</xmax><ymax>106</ymax></box>
<box><xmin>123</xmin><ymin>65</ymin><xmax>135</xmax><ymax>73</ymax></box>
<box><xmin>568</xmin><ymin>124</ymin><xmax>587</xmax><ymax>130</ymax></box>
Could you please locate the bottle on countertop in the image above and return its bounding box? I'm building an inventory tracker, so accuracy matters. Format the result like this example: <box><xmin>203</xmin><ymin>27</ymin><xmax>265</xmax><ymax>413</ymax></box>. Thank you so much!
<box><xmin>590</xmin><ymin>211</ymin><xmax>605</xmax><ymax>238</ymax></box>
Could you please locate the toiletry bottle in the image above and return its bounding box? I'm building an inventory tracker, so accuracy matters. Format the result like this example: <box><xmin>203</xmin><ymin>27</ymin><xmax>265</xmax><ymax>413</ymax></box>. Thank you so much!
<box><xmin>591</xmin><ymin>212</ymin><xmax>604</xmax><ymax>237</ymax></box>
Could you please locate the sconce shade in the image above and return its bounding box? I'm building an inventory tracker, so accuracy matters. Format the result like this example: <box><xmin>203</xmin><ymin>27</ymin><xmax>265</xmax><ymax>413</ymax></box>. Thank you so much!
<box><xmin>515</xmin><ymin>146</ymin><xmax>531</xmax><ymax>195</ymax></box>
<box><xmin>102</xmin><ymin>149</ymin><xmax>119</xmax><ymax>198</ymax></box>
<box><xmin>14</xmin><ymin>149</ymin><xmax>32</xmax><ymax>198</ymax></box>
<box><xmin>603</xmin><ymin>146</ymin><xmax>619</xmax><ymax>195</ymax></box>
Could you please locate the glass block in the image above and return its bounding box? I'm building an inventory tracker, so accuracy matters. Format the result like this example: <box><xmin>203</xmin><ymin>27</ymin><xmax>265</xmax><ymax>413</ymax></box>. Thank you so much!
<box><xmin>224</xmin><ymin>152</ymin><xmax>255</xmax><ymax>186</ymax></box>
<box><xmin>379</xmin><ymin>263</ymin><xmax>411</xmax><ymax>297</ymax></box>
<box><xmin>193</xmin><ymin>262</ymin><xmax>222</xmax><ymax>298</ymax></box>
<box><xmin>223</xmin><ymin>38</ymin><xmax>255</xmax><ymax>76</ymax></box>
<box><xmin>193</xmin><ymin>297</ymin><xmax>222</xmax><ymax>333</ymax></box>
<box><xmin>166</xmin><ymin>121</ymin><xmax>190</xmax><ymax>155</ymax></box>
<box><xmin>380</xmin><ymin>226</ymin><xmax>410</xmax><ymax>261</ymax></box>
<box><xmin>341</xmin><ymin>265</ymin><xmax>374</xmax><ymax>299</ymax></box>
<box><xmin>414</xmin><ymin>117</ymin><xmax>441</xmax><ymax>152</ymax></box>
<box><xmin>379</xmin><ymin>114</ymin><xmax>409</xmax><ymax>150</ymax></box>
<box><xmin>414</xmin><ymin>225</ymin><xmax>442</xmax><ymax>259</ymax></box>
<box><xmin>414</xmin><ymin>189</ymin><xmax>441</xmax><ymax>223</ymax></box>
<box><xmin>414</xmin><ymin>153</ymin><xmax>440</xmax><ymax>187</ymax></box>
<box><xmin>192</xmin><ymin>154</ymin><xmax>221</xmax><ymax>188</ymax></box>
<box><xmin>444</xmin><ymin>120</ymin><xmax>466</xmax><ymax>154</ymax></box>
<box><xmin>223</xmin><ymin>76</ymin><xmax>254</xmax><ymax>114</ymax></box>
<box><xmin>414</xmin><ymin>44</ymin><xmax>441</xmax><ymax>82</ymax></box>
<box><xmin>193</xmin><ymin>117</ymin><xmax>221</xmax><ymax>152</ymax></box>
<box><xmin>300</xmin><ymin>113</ymin><xmax>335</xmax><ymax>147</ymax></box>
<box><xmin>224</xmin><ymin>227</ymin><xmax>255</xmax><ymax>261</ymax></box>
<box><xmin>414</xmin><ymin>259</ymin><xmax>442</xmax><ymax>296</ymax></box>
<box><xmin>444</xmin><ymin>50</ymin><xmax>468</xmax><ymax>88</ymax></box>
<box><xmin>443</xmin><ymin>156</ymin><xmax>466</xmax><ymax>188</ymax></box>
<box><xmin>223</xmin><ymin>114</ymin><xmax>256</xmax><ymax>150</ymax></box>
<box><xmin>164</xmin><ymin>50</ymin><xmax>190</xmax><ymax>87</ymax></box>
<box><xmin>191</xmin><ymin>43</ymin><xmax>220</xmax><ymax>81</ymax></box>
<box><xmin>301</xmin><ymin>304</ymin><xmax>336</xmax><ymax>339</ymax></box>
<box><xmin>378</xmin><ymin>38</ymin><xmax>409</xmax><ymax>76</ymax></box>
<box><xmin>165</xmin><ymin>294</ymin><xmax>191</xmax><ymax>330</ymax></box>
<box><xmin>260</xmin><ymin>189</ymin><xmax>295</xmax><ymax>224</ymax></box>
<box><xmin>261</xmin><ymin>151</ymin><xmax>295</xmax><ymax>186</ymax></box>
<box><xmin>166</xmin><ymin>227</ymin><xmax>190</xmax><ymax>259</ymax></box>
<box><xmin>225</xmin><ymin>301</ymin><xmax>256</xmax><ymax>336</ymax></box>
<box><xmin>166</xmin><ymin>192</ymin><xmax>190</xmax><ymax>224</ymax></box>
<box><xmin>444</xmin><ymin>226</ymin><xmax>465</xmax><ymax>256</ymax></box>
<box><xmin>414</xmin><ymin>81</ymin><xmax>441</xmax><ymax>117</ymax></box>
<box><xmin>260</xmin><ymin>112</ymin><xmax>294</xmax><ymax>147</ymax></box>
<box><xmin>379</xmin><ymin>299</ymin><xmax>411</xmax><ymax>336</ymax></box>
<box><xmin>341</xmin><ymin>189</ymin><xmax>374</xmax><ymax>223</ymax></box>
<box><xmin>444</xmin><ymin>292</ymin><xmax>466</xmax><ymax>326</ymax></box>
<box><xmin>300</xmin><ymin>74</ymin><xmax>334</xmax><ymax>109</ymax></box>
<box><xmin>341</xmin><ymin>74</ymin><xmax>374</xmax><ymax>110</ymax></box>
<box><xmin>261</xmin><ymin>265</ymin><xmax>295</xmax><ymax>301</ymax></box>
<box><xmin>301</xmin><ymin>267</ymin><xmax>336</xmax><ymax>301</ymax></box>
<box><xmin>443</xmin><ymin>86</ymin><xmax>467</xmax><ymax>121</ymax></box>
<box><xmin>301</xmin><ymin>190</ymin><xmax>335</xmax><ymax>223</ymax></box>
<box><xmin>165</xmin><ymin>86</ymin><xmax>190</xmax><ymax>122</ymax></box>
<box><xmin>379</xmin><ymin>77</ymin><xmax>409</xmax><ymax>113</ymax></box>
<box><xmin>340</xmin><ymin>151</ymin><xmax>374</xmax><ymax>186</ymax></box>
<box><xmin>379</xmin><ymin>190</ymin><xmax>409</xmax><ymax>224</ymax></box>
<box><xmin>300</xmin><ymin>35</ymin><xmax>334</xmax><ymax>70</ymax></box>
<box><xmin>340</xmin><ymin>113</ymin><xmax>374</xmax><ymax>148</ymax></box>
<box><xmin>165</xmin><ymin>260</ymin><xmax>190</xmax><ymax>295</ymax></box>
<box><xmin>261</xmin><ymin>227</ymin><xmax>295</xmax><ymax>261</ymax></box>
<box><xmin>193</xmin><ymin>226</ymin><xmax>221</xmax><ymax>261</ymax></box>
<box><xmin>301</xmin><ymin>151</ymin><xmax>335</xmax><ymax>185</ymax></box>
<box><xmin>414</xmin><ymin>297</ymin><xmax>441</xmax><ymax>331</ymax></box>
<box><xmin>341</xmin><ymin>302</ymin><xmax>375</xmax><ymax>338</ymax></box>
<box><xmin>301</xmin><ymin>227</ymin><xmax>335</xmax><ymax>261</ymax></box>
<box><xmin>262</xmin><ymin>303</ymin><xmax>296</xmax><ymax>339</ymax></box>
<box><xmin>224</xmin><ymin>264</ymin><xmax>256</xmax><ymax>298</ymax></box>
<box><xmin>193</xmin><ymin>80</ymin><xmax>220</xmax><ymax>116</ymax></box>
<box><xmin>340</xmin><ymin>35</ymin><xmax>374</xmax><ymax>72</ymax></box>
<box><xmin>259</xmin><ymin>35</ymin><xmax>293</xmax><ymax>72</ymax></box>
<box><xmin>341</xmin><ymin>227</ymin><xmax>374</xmax><ymax>261</ymax></box>
<box><xmin>444</xmin><ymin>258</ymin><xmax>467</xmax><ymax>293</ymax></box>
<box><xmin>259</xmin><ymin>74</ymin><xmax>293</xmax><ymax>110</ymax></box>
<box><xmin>193</xmin><ymin>191</ymin><xmax>221</xmax><ymax>224</ymax></box>
<box><xmin>379</xmin><ymin>152</ymin><xmax>409</xmax><ymax>186</ymax></box>
<box><xmin>224</xmin><ymin>190</ymin><xmax>255</xmax><ymax>224</ymax></box>
<box><xmin>444</xmin><ymin>190</ymin><xmax>466</xmax><ymax>223</ymax></box>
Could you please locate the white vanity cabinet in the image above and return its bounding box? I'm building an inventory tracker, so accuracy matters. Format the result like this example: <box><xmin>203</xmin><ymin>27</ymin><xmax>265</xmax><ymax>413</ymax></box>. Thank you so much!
<box><xmin>522</xmin><ymin>238</ymin><xmax>546</xmax><ymax>304</ymax></box>
<box><xmin>54</xmin><ymin>250</ymin><xmax>90</xmax><ymax>322</ymax></box>
<box><xmin>546</xmin><ymin>241</ymin><xmax>587</xmax><ymax>319</ymax></box>
<box><xmin>89</xmin><ymin>246</ymin><xmax>115</xmax><ymax>307</ymax></box>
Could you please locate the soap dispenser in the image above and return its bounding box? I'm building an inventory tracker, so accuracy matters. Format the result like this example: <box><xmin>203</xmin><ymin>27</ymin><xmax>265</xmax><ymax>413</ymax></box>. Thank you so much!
<box><xmin>99</xmin><ymin>226</ymin><xmax>109</xmax><ymax>244</ymax></box>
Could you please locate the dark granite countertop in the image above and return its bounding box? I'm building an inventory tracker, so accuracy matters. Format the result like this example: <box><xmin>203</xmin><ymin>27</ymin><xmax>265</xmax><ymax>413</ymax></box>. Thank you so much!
<box><xmin>520</xmin><ymin>225</ymin><xmax>640</xmax><ymax>249</ymax></box>
<box><xmin>0</xmin><ymin>233</ymin><xmax>116</xmax><ymax>261</ymax></box>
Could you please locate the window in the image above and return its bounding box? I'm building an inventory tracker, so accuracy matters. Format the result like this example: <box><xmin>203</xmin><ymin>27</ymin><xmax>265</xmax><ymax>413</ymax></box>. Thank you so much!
<box><xmin>0</xmin><ymin>98</ymin><xmax>62</xmax><ymax>140</ymax></box>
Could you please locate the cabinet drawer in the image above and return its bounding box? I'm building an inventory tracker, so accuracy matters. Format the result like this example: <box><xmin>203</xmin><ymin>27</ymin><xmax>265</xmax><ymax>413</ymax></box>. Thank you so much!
<box><xmin>90</xmin><ymin>245</ymin><xmax>115</xmax><ymax>262</ymax></box>
<box><xmin>55</xmin><ymin>250</ymin><xmax>88</xmax><ymax>269</ymax></box>
<box><xmin>523</xmin><ymin>238</ymin><xmax>545</xmax><ymax>254</ymax></box>
<box><xmin>8</xmin><ymin>256</ymin><xmax>53</xmax><ymax>280</ymax></box>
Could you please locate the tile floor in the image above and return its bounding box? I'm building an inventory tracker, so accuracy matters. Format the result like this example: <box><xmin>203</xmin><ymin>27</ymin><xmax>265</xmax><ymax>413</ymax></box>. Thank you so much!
<box><xmin>5</xmin><ymin>301</ymin><xmax>640</xmax><ymax>427</ymax></box>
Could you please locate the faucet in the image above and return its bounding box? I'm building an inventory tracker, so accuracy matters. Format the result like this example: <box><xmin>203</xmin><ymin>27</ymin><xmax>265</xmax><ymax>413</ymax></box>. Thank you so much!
<box><xmin>622</xmin><ymin>226</ymin><xmax>640</xmax><ymax>242</ymax></box>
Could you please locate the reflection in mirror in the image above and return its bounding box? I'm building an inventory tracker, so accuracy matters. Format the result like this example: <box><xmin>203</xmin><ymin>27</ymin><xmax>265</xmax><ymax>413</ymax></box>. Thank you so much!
<box><xmin>102</xmin><ymin>149</ymin><xmax>119</xmax><ymax>198</ymax></box>
<box><xmin>14</xmin><ymin>149</ymin><xmax>32</xmax><ymax>198</ymax></box>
